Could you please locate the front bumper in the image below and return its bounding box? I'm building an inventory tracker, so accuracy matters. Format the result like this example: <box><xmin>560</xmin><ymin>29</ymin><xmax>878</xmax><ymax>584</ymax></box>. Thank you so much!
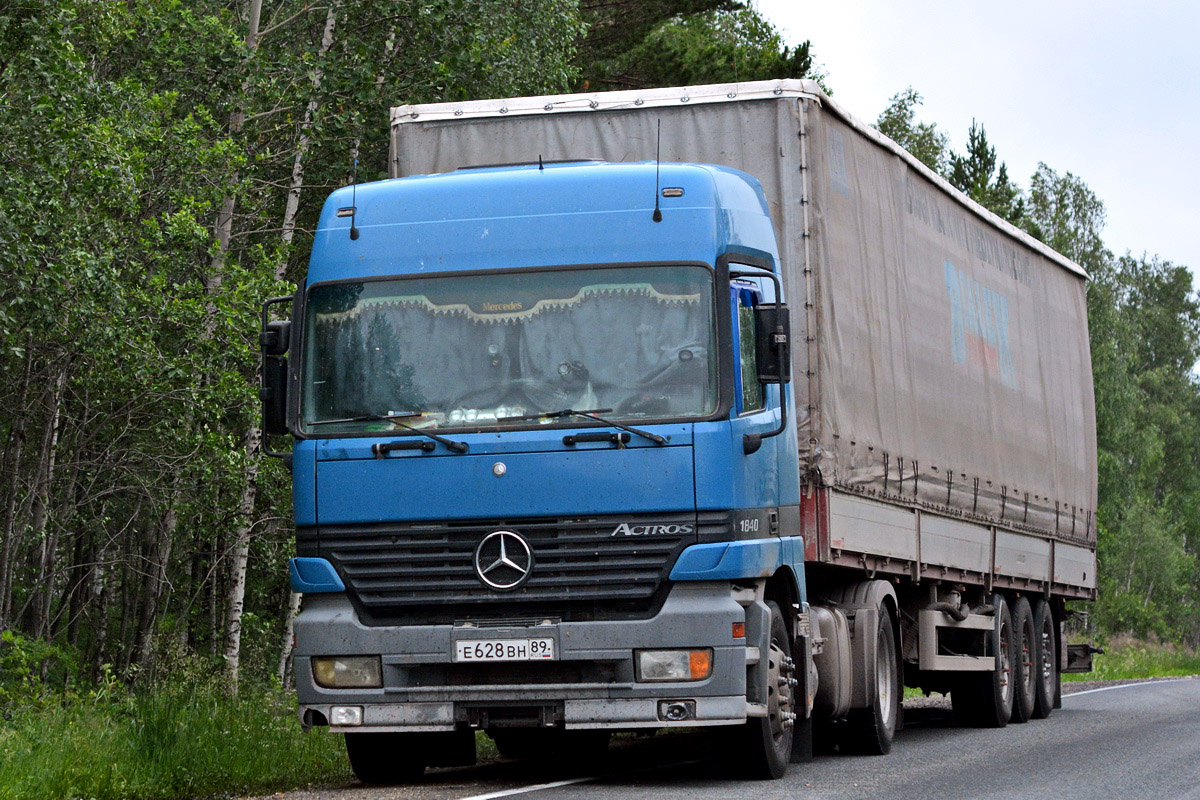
<box><xmin>295</xmin><ymin>581</ymin><xmax>760</xmax><ymax>732</ymax></box>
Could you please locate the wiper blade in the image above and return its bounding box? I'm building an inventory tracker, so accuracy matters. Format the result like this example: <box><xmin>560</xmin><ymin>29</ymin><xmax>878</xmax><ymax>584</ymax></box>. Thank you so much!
<box><xmin>308</xmin><ymin>413</ymin><xmax>468</xmax><ymax>454</ymax></box>
<box><xmin>499</xmin><ymin>408</ymin><xmax>668</xmax><ymax>446</ymax></box>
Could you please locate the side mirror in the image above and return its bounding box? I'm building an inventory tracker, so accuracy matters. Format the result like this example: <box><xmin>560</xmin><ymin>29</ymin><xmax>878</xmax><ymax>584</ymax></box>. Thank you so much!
<box><xmin>754</xmin><ymin>303</ymin><xmax>791</xmax><ymax>384</ymax></box>
<box><xmin>260</xmin><ymin>296</ymin><xmax>294</xmax><ymax>454</ymax></box>
<box><xmin>260</xmin><ymin>320</ymin><xmax>291</xmax><ymax>356</ymax></box>
<box><xmin>261</xmin><ymin>354</ymin><xmax>288</xmax><ymax>436</ymax></box>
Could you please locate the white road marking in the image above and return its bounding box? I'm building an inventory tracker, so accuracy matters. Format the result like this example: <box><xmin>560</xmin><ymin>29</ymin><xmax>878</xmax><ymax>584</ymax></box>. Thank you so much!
<box><xmin>457</xmin><ymin>777</ymin><xmax>598</xmax><ymax>800</ymax></box>
<box><xmin>456</xmin><ymin>757</ymin><xmax>705</xmax><ymax>800</ymax></box>
<box><xmin>1063</xmin><ymin>678</ymin><xmax>1194</xmax><ymax>698</ymax></box>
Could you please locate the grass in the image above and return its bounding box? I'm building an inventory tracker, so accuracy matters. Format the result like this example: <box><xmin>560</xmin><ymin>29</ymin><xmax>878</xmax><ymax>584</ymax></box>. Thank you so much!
<box><xmin>0</xmin><ymin>684</ymin><xmax>351</xmax><ymax>800</ymax></box>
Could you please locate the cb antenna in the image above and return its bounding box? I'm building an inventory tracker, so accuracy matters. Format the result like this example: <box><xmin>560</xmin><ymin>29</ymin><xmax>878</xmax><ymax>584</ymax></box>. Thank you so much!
<box><xmin>349</xmin><ymin>139</ymin><xmax>361</xmax><ymax>240</ymax></box>
<box><xmin>652</xmin><ymin>119</ymin><xmax>663</xmax><ymax>223</ymax></box>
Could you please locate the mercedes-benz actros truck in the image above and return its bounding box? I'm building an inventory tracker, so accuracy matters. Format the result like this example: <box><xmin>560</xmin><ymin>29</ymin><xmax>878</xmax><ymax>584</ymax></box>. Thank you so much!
<box><xmin>260</xmin><ymin>80</ymin><xmax>1097</xmax><ymax>783</ymax></box>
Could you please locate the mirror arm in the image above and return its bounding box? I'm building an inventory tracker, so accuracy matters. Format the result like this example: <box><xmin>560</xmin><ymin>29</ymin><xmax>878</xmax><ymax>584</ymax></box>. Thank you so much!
<box><xmin>743</xmin><ymin>343</ymin><xmax>787</xmax><ymax>454</ymax></box>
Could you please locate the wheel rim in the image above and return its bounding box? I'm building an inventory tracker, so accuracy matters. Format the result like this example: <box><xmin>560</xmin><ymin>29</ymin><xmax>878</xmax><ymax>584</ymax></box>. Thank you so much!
<box><xmin>766</xmin><ymin>633</ymin><xmax>796</xmax><ymax>743</ymax></box>
<box><xmin>1039</xmin><ymin>613</ymin><xmax>1056</xmax><ymax>696</ymax></box>
<box><xmin>876</xmin><ymin>620</ymin><xmax>897</xmax><ymax>727</ymax></box>
<box><xmin>998</xmin><ymin>617</ymin><xmax>1012</xmax><ymax>706</ymax></box>
<box><xmin>1019</xmin><ymin>616</ymin><xmax>1035</xmax><ymax>697</ymax></box>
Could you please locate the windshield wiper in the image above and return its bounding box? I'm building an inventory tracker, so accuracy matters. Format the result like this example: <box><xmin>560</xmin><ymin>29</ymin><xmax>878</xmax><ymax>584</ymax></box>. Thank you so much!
<box><xmin>308</xmin><ymin>412</ymin><xmax>468</xmax><ymax>453</ymax></box>
<box><xmin>499</xmin><ymin>407</ymin><xmax>668</xmax><ymax>446</ymax></box>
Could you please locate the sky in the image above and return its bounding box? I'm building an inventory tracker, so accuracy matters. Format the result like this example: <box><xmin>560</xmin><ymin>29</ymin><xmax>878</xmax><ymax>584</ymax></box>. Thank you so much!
<box><xmin>754</xmin><ymin>0</ymin><xmax>1200</xmax><ymax>281</ymax></box>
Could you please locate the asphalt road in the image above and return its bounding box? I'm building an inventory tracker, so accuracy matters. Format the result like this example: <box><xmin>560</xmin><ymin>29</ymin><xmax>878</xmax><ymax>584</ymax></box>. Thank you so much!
<box><xmin>259</xmin><ymin>678</ymin><xmax>1200</xmax><ymax>800</ymax></box>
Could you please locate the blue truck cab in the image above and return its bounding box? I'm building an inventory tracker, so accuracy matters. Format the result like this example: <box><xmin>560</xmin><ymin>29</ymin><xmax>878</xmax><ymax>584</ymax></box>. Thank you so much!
<box><xmin>260</xmin><ymin>160</ymin><xmax>809</xmax><ymax>781</ymax></box>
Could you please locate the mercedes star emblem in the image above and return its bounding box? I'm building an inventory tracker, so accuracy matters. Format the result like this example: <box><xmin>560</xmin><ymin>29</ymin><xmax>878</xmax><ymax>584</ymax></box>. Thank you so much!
<box><xmin>473</xmin><ymin>530</ymin><xmax>534</xmax><ymax>591</ymax></box>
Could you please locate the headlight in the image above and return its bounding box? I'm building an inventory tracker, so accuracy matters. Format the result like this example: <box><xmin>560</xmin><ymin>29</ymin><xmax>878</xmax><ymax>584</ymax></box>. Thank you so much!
<box><xmin>312</xmin><ymin>656</ymin><xmax>382</xmax><ymax>688</ymax></box>
<box><xmin>636</xmin><ymin>649</ymin><xmax>713</xmax><ymax>682</ymax></box>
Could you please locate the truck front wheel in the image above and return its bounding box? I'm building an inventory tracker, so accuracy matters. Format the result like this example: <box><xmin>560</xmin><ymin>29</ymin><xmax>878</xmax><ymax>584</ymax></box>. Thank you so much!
<box><xmin>740</xmin><ymin>600</ymin><xmax>795</xmax><ymax>779</ymax></box>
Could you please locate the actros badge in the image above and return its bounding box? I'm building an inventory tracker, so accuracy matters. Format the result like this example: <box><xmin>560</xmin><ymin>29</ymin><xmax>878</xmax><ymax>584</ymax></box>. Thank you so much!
<box><xmin>473</xmin><ymin>530</ymin><xmax>534</xmax><ymax>591</ymax></box>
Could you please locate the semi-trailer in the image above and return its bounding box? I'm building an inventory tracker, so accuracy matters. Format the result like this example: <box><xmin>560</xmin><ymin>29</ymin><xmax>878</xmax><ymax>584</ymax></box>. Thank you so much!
<box><xmin>260</xmin><ymin>80</ymin><xmax>1098</xmax><ymax>782</ymax></box>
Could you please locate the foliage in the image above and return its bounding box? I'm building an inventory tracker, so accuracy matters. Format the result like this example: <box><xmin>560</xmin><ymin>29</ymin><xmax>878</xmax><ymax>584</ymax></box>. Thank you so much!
<box><xmin>0</xmin><ymin>0</ymin><xmax>583</xmax><ymax>698</ymax></box>
<box><xmin>875</xmin><ymin>88</ymin><xmax>950</xmax><ymax>172</ymax></box>
<box><xmin>577</xmin><ymin>1</ymin><xmax>819</xmax><ymax>90</ymax></box>
<box><xmin>614</xmin><ymin>7</ymin><xmax>815</xmax><ymax>89</ymax></box>
<box><xmin>575</xmin><ymin>0</ymin><xmax>733</xmax><ymax>88</ymax></box>
<box><xmin>946</xmin><ymin>121</ymin><xmax>1026</xmax><ymax>224</ymax></box>
<box><xmin>875</xmin><ymin>94</ymin><xmax>1024</xmax><ymax>224</ymax></box>
<box><xmin>1025</xmin><ymin>169</ymin><xmax>1200</xmax><ymax>644</ymax></box>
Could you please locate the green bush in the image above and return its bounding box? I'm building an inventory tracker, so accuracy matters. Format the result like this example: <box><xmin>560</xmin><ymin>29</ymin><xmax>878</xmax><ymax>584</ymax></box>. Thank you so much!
<box><xmin>0</xmin><ymin>678</ymin><xmax>350</xmax><ymax>800</ymax></box>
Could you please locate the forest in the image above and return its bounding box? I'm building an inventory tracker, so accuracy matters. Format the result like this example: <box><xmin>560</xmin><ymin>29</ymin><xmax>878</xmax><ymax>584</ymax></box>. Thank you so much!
<box><xmin>1</xmin><ymin>0</ymin><xmax>1197</xmax><ymax>726</ymax></box>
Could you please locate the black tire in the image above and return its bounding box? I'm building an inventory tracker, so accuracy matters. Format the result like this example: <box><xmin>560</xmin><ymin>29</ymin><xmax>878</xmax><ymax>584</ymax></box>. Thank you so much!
<box><xmin>1010</xmin><ymin>596</ymin><xmax>1036</xmax><ymax>724</ymax></box>
<box><xmin>1031</xmin><ymin>598</ymin><xmax>1058</xmax><ymax>719</ymax></box>
<box><xmin>841</xmin><ymin>604</ymin><xmax>900</xmax><ymax>755</ymax></box>
<box><xmin>951</xmin><ymin>593</ymin><xmax>1014</xmax><ymax>728</ymax></box>
<box><xmin>740</xmin><ymin>600</ymin><xmax>795</xmax><ymax>779</ymax></box>
<box><xmin>344</xmin><ymin>733</ymin><xmax>427</xmax><ymax>785</ymax></box>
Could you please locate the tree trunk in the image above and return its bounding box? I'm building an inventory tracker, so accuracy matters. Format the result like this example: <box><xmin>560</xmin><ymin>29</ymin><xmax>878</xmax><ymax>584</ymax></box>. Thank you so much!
<box><xmin>206</xmin><ymin>0</ymin><xmax>262</xmax><ymax>321</ymax></box>
<box><xmin>222</xmin><ymin>426</ymin><xmax>261</xmax><ymax>695</ymax></box>
<box><xmin>133</xmin><ymin>488</ymin><xmax>179</xmax><ymax>674</ymax></box>
<box><xmin>92</xmin><ymin>527</ymin><xmax>115</xmax><ymax>679</ymax></box>
<box><xmin>209</xmin><ymin>522</ymin><xmax>222</xmax><ymax>658</ymax></box>
<box><xmin>277</xmin><ymin>589</ymin><xmax>301</xmax><ymax>688</ymax></box>
<box><xmin>29</xmin><ymin>362</ymin><xmax>67</xmax><ymax>640</ymax></box>
<box><xmin>0</xmin><ymin>336</ymin><xmax>34</xmax><ymax>631</ymax></box>
<box><xmin>278</xmin><ymin>2</ymin><xmax>339</xmax><ymax>276</ymax></box>
<box><xmin>64</xmin><ymin>521</ymin><xmax>94</xmax><ymax>648</ymax></box>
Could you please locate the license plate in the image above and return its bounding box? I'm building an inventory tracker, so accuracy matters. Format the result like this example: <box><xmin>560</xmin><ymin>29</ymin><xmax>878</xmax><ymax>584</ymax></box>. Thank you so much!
<box><xmin>454</xmin><ymin>638</ymin><xmax>555</xmax><ymax>662</ymax></box>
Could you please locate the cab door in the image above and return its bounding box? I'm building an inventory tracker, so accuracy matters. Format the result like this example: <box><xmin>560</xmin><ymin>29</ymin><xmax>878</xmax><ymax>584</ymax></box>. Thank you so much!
<box><xmin>725</xmin><ymin>274</ymin><xmax>782</xmax><ymax>529</ymax></box>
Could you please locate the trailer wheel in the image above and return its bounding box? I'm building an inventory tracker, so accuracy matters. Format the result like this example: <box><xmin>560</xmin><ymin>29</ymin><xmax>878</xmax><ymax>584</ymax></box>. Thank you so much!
<box><xmin>740</xmin><ymin>600</ymin><xmax>794</xmax><ymax>779</ymax></box>
<box><xmin>841</xmin><ymin>603</ymin><xmax>899</xmax><ymax>754</ymax></box>
<box><xmin>951</xmin><ymin>593</ymin><xmax>1014</xmax><ymax>728</ymax></box>
<box><xmin>1031</xmin><ymin>598</ymin><xmax>1058</xmax><ymax>719</ymax></box>
<box><xmin>344</xmin><ymin>732</ymin><xmax>427</xmax><ymax>785</ymax></box>
<box><xmin>1010</xmin><ymin>597</ymin><xmax>1035</xmax><ymax>723</ymax></box>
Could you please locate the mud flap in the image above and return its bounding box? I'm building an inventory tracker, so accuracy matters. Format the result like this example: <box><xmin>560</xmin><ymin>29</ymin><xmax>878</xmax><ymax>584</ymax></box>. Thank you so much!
<box><xmin>790</xmin><ymin>614</ymin><xmax>814</xmax><ymax>764</ymax></box>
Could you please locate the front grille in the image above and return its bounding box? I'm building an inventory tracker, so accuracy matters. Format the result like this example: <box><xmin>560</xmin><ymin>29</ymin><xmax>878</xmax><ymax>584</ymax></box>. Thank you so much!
<box><xmin>318</xmin><ymin>512</ymin><xmax>719</xmax><ymax>624</ymax></box>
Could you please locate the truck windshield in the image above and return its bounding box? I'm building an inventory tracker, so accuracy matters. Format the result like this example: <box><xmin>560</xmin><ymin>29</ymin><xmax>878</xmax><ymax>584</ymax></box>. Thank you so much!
<box><xmin>300</xmin><ymin>265</ymin><xmax>717</xmax><ymax>433</ymax></box>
